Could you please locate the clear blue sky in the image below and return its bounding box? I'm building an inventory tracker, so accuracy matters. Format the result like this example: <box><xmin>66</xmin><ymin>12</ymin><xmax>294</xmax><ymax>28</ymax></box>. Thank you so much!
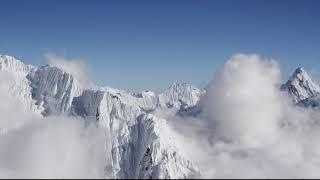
<box><xmin>1</xmin><ymin>0</ymin><xmax>320</xmax><ymax>91</ymax></box>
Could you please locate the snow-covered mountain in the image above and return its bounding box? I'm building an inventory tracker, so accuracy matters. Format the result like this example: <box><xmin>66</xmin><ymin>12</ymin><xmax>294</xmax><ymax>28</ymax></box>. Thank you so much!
<box><xmin>0</xmin><ymin>55</ymin><xmax>39</xmax><ymax>113</ymax></box>
<box><xmin>0</xmin><ymin>54</ymin><xmax>203</xmax><ymax>179</ymax></box>
<box><xmin>280</xmin><ymin>67</ymin><xmax>320</xmax><ymax>109</ymax></box>
<box><xmin>281</xmin><ymin>67</ymin><xmax>320</xmax><ymax>103</ymax></box>
<box><xmin>2</xmin><ymin>54</ymin><xmax>320</xmax><ymax>179</ymax></box>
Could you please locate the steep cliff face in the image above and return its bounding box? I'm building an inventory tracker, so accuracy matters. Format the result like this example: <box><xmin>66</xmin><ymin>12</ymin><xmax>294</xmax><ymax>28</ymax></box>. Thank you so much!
<box><xmin>70</xmin><ymin>89</ymin><xmax>201</xmax><ymax>178</ymax></box>
<box><xmin>127</xmin><ymin>114</ymin><xmax>200</xmax><ymax>179</ymax></box>
<box><xmin>27</xmin><ymin>65</ymin><xmax>83</xmax><ymax>116</ymax></box>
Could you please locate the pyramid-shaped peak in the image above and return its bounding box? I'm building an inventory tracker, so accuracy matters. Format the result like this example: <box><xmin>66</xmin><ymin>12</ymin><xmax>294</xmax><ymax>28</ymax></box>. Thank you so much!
<box><xmin>294</xmin><ymin>67</ymin><xmax>306</xmax><ymax>74</ymax></box>
<box><xmin>282</xmin><ymin>67</ymin><xmax>320</xmax><ymax>102</ymax></box>
<box><xmin>289</xmin><ymin>67</ymin><xmax>312</xmax><ymax>81</ymax></box>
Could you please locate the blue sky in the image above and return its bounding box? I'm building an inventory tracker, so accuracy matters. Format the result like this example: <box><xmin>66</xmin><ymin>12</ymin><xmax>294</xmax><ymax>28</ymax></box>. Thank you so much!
<box><xmin>1</xmin><ymin>0</ymin><xmax>320</xmax><ymax>91</ymax></box>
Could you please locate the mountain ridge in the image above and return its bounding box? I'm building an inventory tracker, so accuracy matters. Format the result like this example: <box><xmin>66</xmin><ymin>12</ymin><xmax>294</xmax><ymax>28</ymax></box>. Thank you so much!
<box><xmin>0</xmin><ymin>54</ymin><xmax>203</xmax><ymax>179</ymax></box>
<box><xmin>2</xmin><ymin>53</ymin><xmax>320</xmax><ymax>178</ymax></box>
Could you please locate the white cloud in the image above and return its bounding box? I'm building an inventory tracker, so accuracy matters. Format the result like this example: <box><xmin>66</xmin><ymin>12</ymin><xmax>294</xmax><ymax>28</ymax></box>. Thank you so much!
<box><xmin>0</xmin><ymin>71</ymin><xmax>109</xmax><ymax>178</ymax></box>
<box><xmin>0</xmin><ymin>71</ymin><xmax>35</xmax><ymax>130</ymax></box>
<box><xmin>0</xmin><ymin>117</ymin><xmax>108</xmax><ymax>178</ymax></box>
<box><xmin>169</xmin><ymin>53</ymin><xmax>320</xmax><ymax>178</ymax></box>
<box><xmin>45</xmin><ymin>53</ymin><xmax>96</xmax><ymax>89</ymax></box>
<box><xmin>201</xmin><ymin>53</ymin><xmax>283</xmax><ymax>148</ymax></box>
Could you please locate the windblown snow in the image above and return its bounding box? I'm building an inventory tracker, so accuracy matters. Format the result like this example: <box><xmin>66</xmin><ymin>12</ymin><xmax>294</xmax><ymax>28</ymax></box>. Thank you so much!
<box><xmin>1</xmin><ymin>53</ymin><xmax>320</xmax><ymax>178</ymax></box>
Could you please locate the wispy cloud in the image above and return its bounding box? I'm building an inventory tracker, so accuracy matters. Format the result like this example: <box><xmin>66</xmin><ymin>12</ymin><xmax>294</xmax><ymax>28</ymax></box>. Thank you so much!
<box><xmin>45</xmin><ymin>52</ymin><xmax>96</xmax><ymax>89</ymax></box>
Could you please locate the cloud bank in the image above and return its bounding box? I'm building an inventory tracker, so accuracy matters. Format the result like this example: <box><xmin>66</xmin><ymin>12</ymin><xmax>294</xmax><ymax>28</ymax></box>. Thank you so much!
<box><xmin>0</xmin><ymin>71</ymin><xmax>109</xmax><ymax>178</ymax></box>
<box><xmin>201</xmin><ymin>54</ymin><xmax>283</xmax><ymax>148</ymax></box>
<box><xmin>170</xmin><ymin>54</ymin><xmax>320</xmax><ymax>178</ymax></box>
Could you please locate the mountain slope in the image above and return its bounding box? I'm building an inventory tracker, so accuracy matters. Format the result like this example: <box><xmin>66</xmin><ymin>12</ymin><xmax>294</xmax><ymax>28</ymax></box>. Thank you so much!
<box><xmin>0</xmin><ymin>54</ymin><xmax>203</xmax><ymax>179</ymax></box>
<box><xmin>0</xmin><ymin>55</ymin><xmax>40</xmax><ymax>113</ymax></box>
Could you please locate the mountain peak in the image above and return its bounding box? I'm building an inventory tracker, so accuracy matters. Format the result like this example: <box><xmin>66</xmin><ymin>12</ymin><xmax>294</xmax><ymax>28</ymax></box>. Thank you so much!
<box><xmin>282</xmin><ymin>67</ymin><xmax>320</xmax><ymax>102</ymax></box>
<box><xmin>0</xmin><ymin>54</ymin><xmax>36</xmax><ymax>74</ymax></box>
<box><xmin>294</xmin><ymin>67</ymin><xmax>305</xmax><ymax>73</ymax></box>
<box><xmin>290</xmin><ymin>67</ymin><xmax>310</xmax><ymax>81</ymax></box>
<box><xmin>168</xmin><ymin>82</ymin><xmax>201</xmax><ymax>92</ymax></box>
<box><xmin>168</xmin><ymin>82</ymin><xmax>189</xmax><ymax>89</ymax></box>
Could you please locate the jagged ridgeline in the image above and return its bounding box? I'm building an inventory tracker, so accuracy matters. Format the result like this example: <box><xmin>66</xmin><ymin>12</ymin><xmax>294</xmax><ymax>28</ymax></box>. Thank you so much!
<box><xmin>1</xmin><ymin>54</ymin><xmax>320</xmax><ymax>178</ymax></box>
<box><xmin>0</xmin><ymin>54</ymin><xmax>203</xmax><ymax>179</ymax></box>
